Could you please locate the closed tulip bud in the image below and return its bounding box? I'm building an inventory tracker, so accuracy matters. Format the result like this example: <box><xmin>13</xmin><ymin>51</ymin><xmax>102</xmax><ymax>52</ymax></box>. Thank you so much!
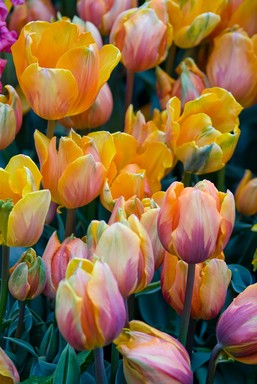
<box><xmin>235</xmin><ymin>170</ymin><xmax>257</xmax><ymax>216</ymax></box>
<box><xmin>161</xmin><ymin>253</ymin><xmax>231</xmax><ymax>319</ymax></box>
<box><xmin>60</xmin><ymin>83</ymin><xmax>113</xmax><ymax>130</ymax></box>
<box><xmin>8</xmin><ymin>248</ymin><xmax>46</xmax><ymax>301</ymax></box>
<box><xmin>0</xmin><ymin>85</ymin><xmax>22</xmax><ymax>150</ymax></box>
<box><xmin>42</xmin><ymin>231</ymin><xmax>88</xmax><ymax>298</ymax></box>
<box><xmin>114</xmin><ymin>320</ymin><xmax>193</xmax><ymax>384</ymax></box>
<box><xmin>207</xmin><ymin>28</ymin><xmax>257</xmax><ymax>108</ymax></box>
<box><xmin>216</xmin><ymin>283</ymin><xmax>257</xmax><ymax>364</ymax></box>
<box><xmin>110</xmin><ymin>0</ymin><xmax>173</xmax><ymax>72</ymax></box>
<box><xmin>0</xmin><ymin>346</ymin><xmax>20</xmax><ymax>383</ymax></box>
<box><xmin>56</xmin><ymin>258</ymin><xmax>126</xmax><ymax>351</ymax></box>
<box><xmin>158</xmin><ymin>180</ymin><xmax>235</xmax><ymax>263</ymax></box>
<box><xmin>11</xmin><ymin>19</ymin><xmax>120</xmax><ymax>120</ymax></box>
<box><xmin>8</xmin><ymin>0</ymin><xmax>56</xmax><ymax>35</ymax></box>
<box><xmin>0</xmin><ymin>154</ymin><xmax>51</xmax><ymax>247</ymax></box>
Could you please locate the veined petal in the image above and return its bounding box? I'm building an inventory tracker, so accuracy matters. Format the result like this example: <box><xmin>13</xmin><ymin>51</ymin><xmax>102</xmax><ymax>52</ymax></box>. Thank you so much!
<box><xmin>88</xmin><ymin>131</ymin><xmax>116</xmax><ymax>171</ymax></box>
<box><xmin>7</xmin><ymin>190</ymin><xmax>51</xmax><ymax>247</ymax></box>
<box><xmin>20</xmin><ymin>63</ymin><xmax>79</xmax><ymax>120</ymax></box>
<box><xmin>110</xmin><ymin>171</ymin><xmax>146</xmax><ymax>201</ymax></box>
<box><xmin>0</xmin><ymin>169</ymin><xmax>19</xmax><ymax>202</ymax></box>
<box><xmin>112</xmin><ymin>132</ymin><xmax>138</xmax><ymax>171</ymax></box>
<box><xmin>98</xmin><ymin>44</ymin><xmax>121</xmax><ymax>90</ymax></box>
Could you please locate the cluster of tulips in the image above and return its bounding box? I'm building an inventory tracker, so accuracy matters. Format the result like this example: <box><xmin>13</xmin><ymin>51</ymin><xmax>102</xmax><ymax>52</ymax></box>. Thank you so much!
<box><xmin>0</xmin><ymin>0</ymin><xmax>257</xmax><ymax>383</ymax></box>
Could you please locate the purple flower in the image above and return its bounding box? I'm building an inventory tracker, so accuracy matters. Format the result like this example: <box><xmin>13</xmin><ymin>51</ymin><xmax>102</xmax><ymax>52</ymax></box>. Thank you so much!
<box><xmin>0</xmin><ymin>21</ymin><xmax>17</xmax><ymax>52</ymax></box>
<box><xmin>0</xmin><ymin>2</ymin><xmax>8</xmax><ymax>21</ymax></box>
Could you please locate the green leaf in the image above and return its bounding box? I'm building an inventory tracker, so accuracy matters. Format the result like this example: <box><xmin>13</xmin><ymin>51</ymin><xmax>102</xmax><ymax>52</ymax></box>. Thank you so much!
<box><xmin>135</xmin><ymin>280</ymin><xmax>161</xmax><ymax>297</ymax></box>
<box><xmin>229</xmin><ymin>264</ymin><xmax>253</xmax><ymax>293</ymax></box>
<box><xmin>53</xmin><ymin>344</ymin><xmax>80</xmax><ymax>384</ymax></box>
<box><xmin>77</xmin><ymin>350</ymin><xmax>94</xmax><ymax>373</ymax></box>
<box><xmin>4</xmin><ymin>337</ymin><xmax>38</xmax><ymax>358</ymax></box>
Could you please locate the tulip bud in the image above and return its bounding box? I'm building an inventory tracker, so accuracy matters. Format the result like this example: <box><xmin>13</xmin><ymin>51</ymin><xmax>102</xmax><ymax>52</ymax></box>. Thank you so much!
<box><xmin>0</xmin><ymin>85</ymin><xmax>22</xmax><ymax>150</ymax></box>
<box><xmin>161</xmin><ymin>253</ymin><xmax>231</xmax><ymax>319</ymax></box>
<box><xmin>114</xmin><ymin>320</ymin><xmax>193</xmax><ymax>384</ymax></box>
<box><xmin>56</xmin><ymin>258</ymin><xmax>126</xmax><ymax>351</ymax></box>
<box><xmin>0</xmin><ymin>346</ymin><xmax>20</xmax><ymax>383</ymax></box>
<box><xmin>216</xmin><ymin>283</ymin><xmax>257</xmax><ymax>364</ymax></box>
<box><xmin>8</xmin><ymin>248</ymin><xmax>46</xmax><ymax>301</ymax></box>
<box><xmin>158</xmin><ymin>180</ymin><xmax>235</xmax><ymax>263</ymax></box>
<box><xmin>235</xmin><ymin>169</ymin><xmax>257</xmax><ymax>216</ymax></box>
<box><xmin>42</xmin><ymin>231</ymin><xmax>88</xmax><ymax>298</ymax></box>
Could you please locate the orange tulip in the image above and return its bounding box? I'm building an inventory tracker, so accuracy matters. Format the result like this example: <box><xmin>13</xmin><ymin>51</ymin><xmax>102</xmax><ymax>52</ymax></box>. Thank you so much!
<box><xmin>11</xmin><ymin>19</ymin><xmax>121</xmax><ymax>120</ymax></box>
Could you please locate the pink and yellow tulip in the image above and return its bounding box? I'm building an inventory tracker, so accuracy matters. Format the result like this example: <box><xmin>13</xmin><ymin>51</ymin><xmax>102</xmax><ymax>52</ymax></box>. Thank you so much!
<box><xmin>161</xmin><ymin>253</ymin><xmax>231</xmax><ymax>319</ymax></box>
<box><xmin>56</xmin><ymin>258</ymin><xmax>126</xmax><ymax>351</ymax></box>
<box><xmin>235</xmin><ymin>170</ymin><xmax>257</xmax><ymax>216</ymax></box>
<box><xmin>114</xmin><ymin>320</ymin><xmax>193</xmax><ymax>384</ymax></box>
<box><xmin>158</xmin><ymin>180</ymin><xmax>235</xmax><ymax>263</ymax></box>
<box><xmin>11</xmin><ymin>19</ymin><xmax>121</xmax><ymax>120</ymax></box>
<box><xmin>0</xmin><ymin>154</ymin><xmax>51</xmax><ymax>247</ymax></box>
<box><xmin>216</xmin><ymin>283</ymin><xmax>257</xmax><ymax>364</ymax></box>
<box><xmin>0</xmin><ymin>85</ymin><xmax>22</xmax><ymax>150</ymax></box>
<box><xmin>42</xmin><ymin>231</ymin><xmax>88</xmax><ymax>298</ymax></box>
<box><xmin>34</xmin><ymin>129</ymin><xmax>116</xmax><ymax>209</ymax></box>
<box><xmin>0</xmin><ymin>346</ymin><xmax>19</xmax><ymax>383</ymax></box>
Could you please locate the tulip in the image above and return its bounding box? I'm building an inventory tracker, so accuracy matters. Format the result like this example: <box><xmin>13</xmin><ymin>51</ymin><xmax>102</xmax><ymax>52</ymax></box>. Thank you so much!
<box><xmin>110</xmin><ymin>0</ymin><xmax>172</xmax><ymax>72</ymax></box>
<box><xmin>87</xmin><ymin>214</ymin><xmax>154</xmax><ymax>297</ymax></box>
<box><xmin>161</xmin><ymin>253</ymin><xmax>231</xmax><ymax>319</ymax></box>
<box><xmin>0</xmin><ymin>346</ymin><xmax>20</xmax><ymax>383</ymax></box>
<box><xmin>0</xmin><ymin>154</ymin><xmax>51</xmax><ymax>247</ymax></box>
<box><xmin>8</xmin><ymin>248</ymin><xmax>46</xmax><ymax>301</ymax></box>
<box><xmin>42</xmin><ymin>231</ymin><xmax>88</xmax><ymax>298</ymax></box>
<box><xmin>34</xmin><ymin>129</ymin><xmax>116</xmax><ymax>209</ymax></box>
<box><xmin>8</xmin><ymin>0</ymin><xmax>56</xmax><ymax>35</ymax></box>
<box><xmin>11</xmin><ymin>19</ymin><xmax>121</xmax><ymax>120</ymax></box>
<box><xmin>0</xmin><ymin>85</ymin><xmax>22</xmax><ymax>150</ymax></box>
<box><xmin>207</xmin><ymin>28</ymin><xmax>257</xmax><ymax>108</ymax></box>
<box><xmin>60</xmin><ymin>83</ymin><xmax>113</xmax><ymax>130</ymax></box>
<box><xmin>72</xmin><ymin>17</ymin><xmax>103</xmax><ymax>48</ymax></box>
<box><xmin>158</xmin><ymin>180</ymin><xmax>235</xmax><ymax>263</ymax></box>
<box><xmin>235</xmin><ymin>169</ymin><xmax>257</xmax><ymax>216</ymax></box>
<box><xmin>216</xmin><ymin>283</ymin><xmax>257</xmax><ymax>364</ymax></box>
<box><xmin>114</xmin><ymin>320</ymin><xmax>193</xmax><ymax>384</ymax></box>
<box><xmin>55</xmin><ymin>258</ymin><xmax>126</xmax><ymax>351</ymax></box>
<box><xmin>167</xmin><ymin>0</ymin><xmax>226</xmax><ymax>48</ymax></box>
<box><xmin>166</xmin><ymin>87</ymin><xmax>242</xmax><ymax>174</ymax></box>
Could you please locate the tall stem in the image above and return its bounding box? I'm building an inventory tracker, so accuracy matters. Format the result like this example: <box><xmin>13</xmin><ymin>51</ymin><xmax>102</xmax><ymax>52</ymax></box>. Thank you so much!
<box><xmin>0</xmin><ymin>245</ymin><xmax>10</xmax><ymax>335</ymax></box>
<box><xmin>205</xmin><ymin>343</ymin><xmax>223</xmax><ymax>384</ymax></box>
<box><xmin>179</xmin><ymin>263</ymin><xmax>195</xmax><ymax>348</ymax></box>
<box><xmin>64</xmin><ymin>208</ymin><xmax>76</xmax><ymax>238</ymax></box>
<box><xmin>94</xmin><ymin>347</ymin><xmax>107</xmax><ymax>384</ymax></box>
<box><xmin>15</xmin><ymin>300</ymin><xmax>26</xmax><ymax>340</ymax></box>
<box><xmin>124</xmin><ymin>69</ymin><xmax>135</xmax><ymax>114</ymax></box>
<box><xmin>46</xmin><ymin>120</ymin><xmax>55</xmax><ymax>139</ymax></box>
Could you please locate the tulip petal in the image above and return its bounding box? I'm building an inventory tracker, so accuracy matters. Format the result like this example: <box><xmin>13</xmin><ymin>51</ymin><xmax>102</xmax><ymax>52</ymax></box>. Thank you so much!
<box><xmin>98</xmin><ymin>44</ymin><xmax>121</xmax><ymax>89</ymax></box>
<box><xmin>7</xmin><ymin>190</ymin><xmax>51</xmax><ymax>247</ymax></box>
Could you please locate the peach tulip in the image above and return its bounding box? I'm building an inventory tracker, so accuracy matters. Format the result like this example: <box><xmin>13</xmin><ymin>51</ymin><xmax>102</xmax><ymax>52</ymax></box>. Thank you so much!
<box><xmin>114</xmin><ymin>320</ymin><xmax>193</xmax><ymax>384</ymax></box>
<box><xmin>11</xmin><ymin>19</ymin><xmax>121</xmax><ymax>120</ymax></box>
<box><xmin>0</xmin><ymin>347</ymin><xmax>19</xmax><ymax>383</ymax></box>
<box><xmin>158</xmin><ymin>180</ymin><xmax>235</xmax><ymax>263</ymax></box>
<box><xmin>56</xmin><ymin>258</ymin><xmax>126</xmax><ymax>351</ymax></box>
<box><xmin>0</xmin><ymin>154</ymin><xmax>51</xmax><ymax>247</ymax></box>
<box><xmin>235</xmin><ymin>170</ymin><xmax>257</xmax><ymax>216</ymax></box>
<box><xmin>207</xmin><ymin>28</ymin><xmax>257</xmax><ymax>108</ymax></box>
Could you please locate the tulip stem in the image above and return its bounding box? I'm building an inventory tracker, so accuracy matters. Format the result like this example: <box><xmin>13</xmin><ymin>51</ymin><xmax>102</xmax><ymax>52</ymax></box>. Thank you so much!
<box><xmin>46</xmin><ymin>120</ymin><xmax>55</xmax><ymax>139</ymax></box>
<box><xmin>205</xmin><ymin>343</ymin><xmax>223</xmax><ymax>384</ymax></box>
<box><xmin>179</xmin><ymin>263</ymin><xmax>195</xmax><ymax>348</ymax></box>
<box><xmin>124</xmin><ymin>69</ymin><xmax>135</xmax><ymax>114</ymax></box>
<box><xmin>94</xmin><ymin>347</ymin><xmax>107</xmax><ymax>384</ymax></box>
<box><xmin>165</xmin><ymin>42</ymin><xmax>176</xmax><ymax>75</ymax></box>
<box><xmin>65</xmin><ymin>208</ymin><xmax>76</xmax><ymax>238</ymax></box>
<box><xmin>13</xmin><ymin>300</ymin><xmax>26</xmax><ymax>352</ymax></box>
<box><xmin>110</xmin><ymin>343</ymin><xmax>119</xmax><ymax>384</ymax></box>
<box><xmin>0</xmin><ymin>245</ymin><xmax>10</xmax><ymax>335</ymax></box>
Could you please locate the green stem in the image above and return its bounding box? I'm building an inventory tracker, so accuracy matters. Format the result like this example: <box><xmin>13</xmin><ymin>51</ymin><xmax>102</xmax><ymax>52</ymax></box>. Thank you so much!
<box><xmin>46</xmin><ymin>120</ymin><xmax>55</xmax><ymax>139</ymax></box>
<box><xmin>0</xmin><ymin>245</ymin><xmax>10</xmax><ymax>335</ymax></box>
<box><xmin>110</xmin><ymin>343</ymin><xmax>119</xmax><ymax>384</ymax></box>
<box><xmin>124</xmin><ymin>69</ymin><xmax>135</xmax><ymax>114</ymax></box>
<box><xmin>205</xmin><ymin>343</ymin><xmax>223</xmax><ymax>384</ymax></box>
<box><xmin>216</xmin><ymin>166</ymin><xmax>226</xmax><ymax>192</ymax></box>
<box><xmin>124</xmin><ymin>298</ymin><xmax>130</xmax><ymax>327</ymax></box>
<box><xmin>94</xmin><ymin>347</ymin><xmax>107</xmax><ymax>384</ymax></box>
<box><xmin>179</xmin><ymin>263</ymin><xmax>195</xmax><ymax>347</ymax></box>
<box><xmin>64</xmin><ymin>208</ymin><xmax>76</xmax><ymax>238</ymax></box>
<box><xmin>182</xmin><ymin>171</ymin><xmax>192</xmax><ymax>187</ymax></box>
<box><xmin>186</xmin><ymin>318</ymin><xmax>197</xmax><ymax>358</ymax></box>
<box><xmin>15</xmin><ymin>300</ymin><xmax>26</xmax><ymax>340</ymax></box>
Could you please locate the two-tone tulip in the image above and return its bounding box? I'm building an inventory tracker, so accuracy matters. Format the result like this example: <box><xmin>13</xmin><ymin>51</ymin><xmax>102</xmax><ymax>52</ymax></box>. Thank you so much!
<box><xmin>0</xmin><ymin>154</ymin><xmax>51</xmax><ymax>247</ymax></box>
<box><xmin>158</xmin><ymin>180</ymin><xmax>235</xmax><ymax>263</ymax></box>
<box><xmin>0</xmin><ymin>85</ymin><xmax>22</xmax><ymax>149</ymax></box>
<box><xmin>235</xmin><ymin>170</ymin><xmax>257</xmax><ymax>216</ymax></box>
<box><xmin>56</xmin><ymin>258</ymin><xmax>126</xmax><ymax>351</ymax></box>
<box><xmin>8</xmin><ymin>248</ymin><xmax>46</xmax><ymax>301</ymax></box>
<box><xmin>114</xmin><ymin>320</ymin><xmax>193</xmax><ymax>384</ymax></box>
<box><xmin>0</xmin><ymin>347</ymin><xmax>19</xmax><ymax>383</ymax></box>
<box><xmin>34</xmin><ymin>129</ymin><xmax>116</xmax><ymax>209</ymax></box>
<box><xmin>161</xmin><ymin>253</ymin><xmax>231</xmax><ymax>319</ymax></box>
<box><xmin>11</xmin><ymin>19</ymin><xmax>121</xmax><ymax>120</ymax></box>
<box><xmin>42</xmin><ymin>231</ymin><xmax>88</xmax><ymax>298</ymax></box>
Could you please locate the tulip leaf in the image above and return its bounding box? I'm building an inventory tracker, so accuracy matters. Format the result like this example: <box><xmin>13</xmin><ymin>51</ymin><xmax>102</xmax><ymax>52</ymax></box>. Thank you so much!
<box><xmin>135</xmin><ymin>280</ymin><xmax>161</xmax><ymax>296</ymax></box>
<box><xmin>4</xmin><ymin>337</ymin><xmax>38</xmax><ymax>357</ymax></box>
<box><xmin>229</xmin><ymin>264</ymin><xmax>253</xmax><ymax>293</ymax></box>
<box><xmin>53</xmin><ymin>344</ymin><xmax>80</xmax><ymax>384</ymax></box>
<box><xmin>77</xmin><ymin>350</ymin><xmax>94</xmax><ymax>373</ymax></box>
<box><xmin>191</xmin><ymin>350</ymin><xmax>210</xmax><ymax>372</ymax></box>
<box><xmin>115</xmin><ymin>361</ymin><xmax>126</xmax><ymax>384</ymax></box>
